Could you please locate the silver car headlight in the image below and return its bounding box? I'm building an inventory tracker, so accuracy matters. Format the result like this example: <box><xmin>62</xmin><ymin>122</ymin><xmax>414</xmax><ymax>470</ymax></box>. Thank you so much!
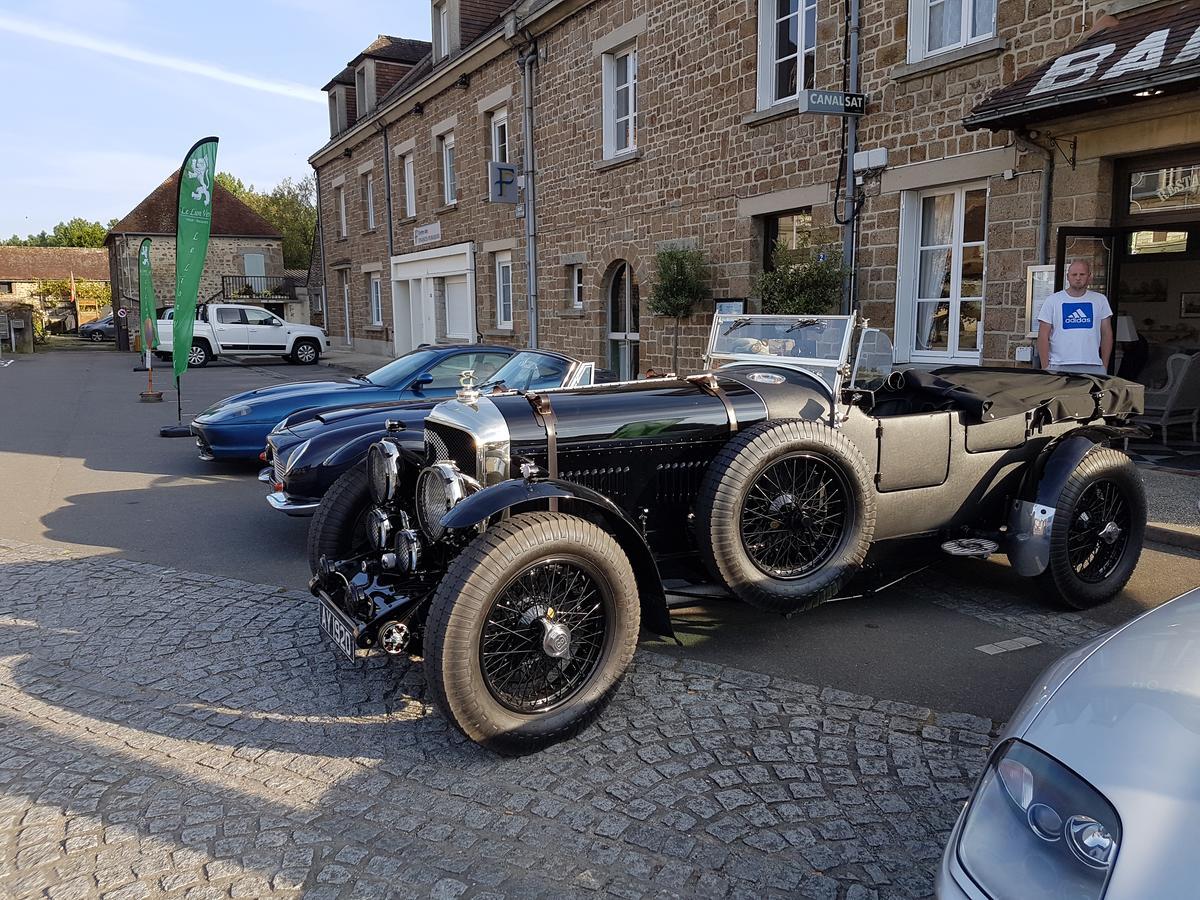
<box><xmin>367</xmin><ymin>507</ymin><xmax>392</xmax><ymax>551</ymax></box>
<box><xmin>957</xmin><ymin>740</ymin><xmax>1120</xmax><ymax>899</ymax></box>
<box><xmin>367</xmin><ymin>441</ymin><xmax>401</xmax><ymax>504</ymax></box>
<box><xmin>415</xmin><ymin>462</ymin><xmax>475</xmax><ymax>541</ymax></box>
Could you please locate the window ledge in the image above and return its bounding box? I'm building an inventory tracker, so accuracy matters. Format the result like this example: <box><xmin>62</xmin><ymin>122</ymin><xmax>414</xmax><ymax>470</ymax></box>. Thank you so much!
<box><xmin>742</xmin><ymin>104</ymin><xmax>799</xmax><ymax>128</ymax></box>
<box><xmin>437</xmin><ymin>203</ymin><xmax>459</xmax><ymax>214</ymax></box>
<box><xmin>335</xmin><ymin>237</ymin><xmax>348</xmax><ymax>243</ymax></box>
<box><xmin>364</xmin><ymin>325</ymin><xmax>385</xmax><ymax>333</ymax></box>
<box><xmin>482</xmin><ymin>328</ymin><xmax>514</xmax><ymax>337</ymax></box>
<box><xmin>559</xmin><ymin>309</ymin><xmax>587</xmax><ymax>318</ymax></box>
<box><xmin>361</xmin><ymin>228</ymin><xmax>378</xmax><ymax>235</ymax></box>
<box><xmin>398</xmin><ymin>216</ymin><xmax>417</xmax><ymax>226</ymax></box>
<box><xmin>892</xmin><ymin>37</ymin><xmax>1006</xmax><ymax>83</ymax></box>
<box><xmin>594</xmin><ymin>149</ymin><xmax>643</xmax><ymax>172</ymax></box>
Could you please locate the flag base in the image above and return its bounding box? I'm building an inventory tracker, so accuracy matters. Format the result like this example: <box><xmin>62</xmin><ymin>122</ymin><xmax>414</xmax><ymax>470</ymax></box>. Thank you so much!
<box><xmin>140</xmin><ymin>391</ymin><xmax>163</xmax><ymax>402</ymax></box>
<box><xmin>160</xmin><ymin>424</ymin><xmax>191</xmax><ymax>437</ymax></box>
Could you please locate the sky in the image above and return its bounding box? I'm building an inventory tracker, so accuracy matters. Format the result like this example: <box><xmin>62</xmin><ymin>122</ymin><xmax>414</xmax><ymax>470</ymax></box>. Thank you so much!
<box><xmin>0</xmin><ymin>0</ymin><xmax>431</xmax><ymax>238</ymax></box>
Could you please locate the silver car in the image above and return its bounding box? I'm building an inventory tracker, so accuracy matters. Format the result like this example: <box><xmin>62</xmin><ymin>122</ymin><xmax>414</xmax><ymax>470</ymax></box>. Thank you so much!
<box><xmin>937</xmin><ymin>585</ymin><xmax>1200</xmax><ymax>899</ymax></box>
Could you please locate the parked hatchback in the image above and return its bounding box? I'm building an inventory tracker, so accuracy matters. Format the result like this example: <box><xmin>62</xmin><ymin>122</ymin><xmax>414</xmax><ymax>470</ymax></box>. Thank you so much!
<box><xmin>79</xmin><ymin>316</ymin><xmax>116</xmax><ymax>342</ymax></box>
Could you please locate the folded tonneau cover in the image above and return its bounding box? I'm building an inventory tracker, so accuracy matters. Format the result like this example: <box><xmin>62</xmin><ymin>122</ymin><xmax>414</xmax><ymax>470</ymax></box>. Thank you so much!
<box><xmin>905</xmin><ymin>367</ymin><xmax>1144</xmax><ymax>423</ymax></box>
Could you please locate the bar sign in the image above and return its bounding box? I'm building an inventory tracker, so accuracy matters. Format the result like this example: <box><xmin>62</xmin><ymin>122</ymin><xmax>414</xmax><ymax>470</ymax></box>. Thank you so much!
<box><xmin>800</xmin><ymin>90</ymin><xmax>867</xmax><ymax>116</ymax></box>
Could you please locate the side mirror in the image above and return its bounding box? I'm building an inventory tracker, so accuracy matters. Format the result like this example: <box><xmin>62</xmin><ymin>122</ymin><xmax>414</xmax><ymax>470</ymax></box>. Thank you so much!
<box><xmin>412</xmin><ymin>372</ymin><xmax>434</xmax><ymax>390</ymax></box>
<box><xmin>271</xmin><ymin>320</ymin><xmax>283</xmax><ymax>327</ymax></box>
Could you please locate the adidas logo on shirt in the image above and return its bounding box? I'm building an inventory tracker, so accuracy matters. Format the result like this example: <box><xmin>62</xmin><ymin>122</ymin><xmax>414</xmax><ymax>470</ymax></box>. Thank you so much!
<box><xmin>1062</xmin><ymin>302</ymin><xmax>1094</xmax><ymax>329</ymax></box>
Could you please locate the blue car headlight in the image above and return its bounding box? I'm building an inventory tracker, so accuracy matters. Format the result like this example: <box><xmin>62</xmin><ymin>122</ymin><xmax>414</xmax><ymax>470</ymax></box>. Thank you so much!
<box><xmin>957</xmin><ymin>740</ymin><xmax>1120</xmax><ymax>900</ymax></box>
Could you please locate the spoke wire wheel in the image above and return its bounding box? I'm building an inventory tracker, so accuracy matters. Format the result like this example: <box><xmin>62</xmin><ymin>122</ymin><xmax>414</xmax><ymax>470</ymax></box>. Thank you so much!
<box><xmin>479</xmin><ymin>556</ymin><xmax>612</xmax><ymax>714</ymax></box>
<box><xmin>1039</xmin><ymin>446</ymin><xmax>1146</xmax><ymax>610</ymax></box>
<box><xmin>424</xmin><ymin>512</ymin><xmax>640</xmax><ymax>754</ymax></box>
<box><xmin>696</xmin><ymin>419</ymin><xmax>874</xmax><ymax>615</ymax></box>
<box><xmin>1066</xmin><ymin>479</ymin><xmax>1130</xmax><ymax>583</ymax></box>
<box><xmin>739</xmin><ymin>452</ymin><xmax>852</xmax><ymax>580</ymax></box>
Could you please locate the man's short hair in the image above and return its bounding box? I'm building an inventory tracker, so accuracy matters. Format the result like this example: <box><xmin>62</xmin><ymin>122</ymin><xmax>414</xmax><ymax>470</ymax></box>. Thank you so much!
<box><xmin>1068</xmin><ymin>259</ymin><xmax>1092</xmax><ymax>273</ymax></box>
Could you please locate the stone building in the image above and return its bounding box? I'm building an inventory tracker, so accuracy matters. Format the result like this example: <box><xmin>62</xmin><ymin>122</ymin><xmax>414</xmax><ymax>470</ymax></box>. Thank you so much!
<box><xmin>104</xmin><ymin>173</ymin><xmax>288</xmax><ymax>351</ymax></box>
<box><xmin>310</xmin><ymin>0</ymin><xmax>1200</xmax><ymax>398</ymax></box>
<box><xmin>0</xmin><ymin>246</ymin><xmax>111</xmax><ymax>331</ymax></box>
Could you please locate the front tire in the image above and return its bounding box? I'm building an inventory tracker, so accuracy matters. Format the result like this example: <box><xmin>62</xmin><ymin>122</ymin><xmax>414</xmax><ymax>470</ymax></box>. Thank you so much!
<box><xmin>89</xmin><ymin>331</ymin><xmax>104</xmax><ymax>343</ymax></box>
<box><xmin>696</xmin><ymin>420</ymin><xmax>875</xmax><ymax>614</ymax></box>
<box><xmin>1038</xmin><ymin>447</ymin><xmax>1145</xmax><ymax>609</ymax></box>
<box><xmin>424</xmin><ymin>512</ymin><xmax>640</xmax><ymax>754</ymax></box>
<box><xmin>306</xmin><ymin>466</ymin><xmax>372</xmax><ymax>574</ymax></box>
<box><xmin>292</xmin><ymin>339</ymin><xmax>320</xmax><ymax>365</ymax></box>
<box><xmin>187</xmin><ymin>341</ymin><xmax>211</xmax><ymax>368</ymax></box>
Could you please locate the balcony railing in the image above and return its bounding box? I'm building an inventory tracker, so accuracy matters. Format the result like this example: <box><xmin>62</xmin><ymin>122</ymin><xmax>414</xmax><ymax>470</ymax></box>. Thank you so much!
<box><xmin>221</xmin><ymin>275</ymin><xmax>299</xmax><ymax>302</ymax></box>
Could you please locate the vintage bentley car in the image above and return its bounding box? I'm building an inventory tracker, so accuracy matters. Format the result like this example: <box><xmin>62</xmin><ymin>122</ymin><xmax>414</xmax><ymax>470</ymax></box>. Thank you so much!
<box><xmin>310</xmin><ymin>315</ymin><xmax>1147</xmax><ymax>754</ymax></box>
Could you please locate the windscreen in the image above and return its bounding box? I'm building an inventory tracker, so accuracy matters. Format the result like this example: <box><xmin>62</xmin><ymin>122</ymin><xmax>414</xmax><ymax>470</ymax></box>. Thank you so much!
<box><xmin>851</xmin><ymin>328</ymin><xmax>896</xmax><ymax>391</ymax></box>
<box><xmin>706</xmin><ymin>315</ymin><xmax>855</xmax><ymax>393</ymax></box>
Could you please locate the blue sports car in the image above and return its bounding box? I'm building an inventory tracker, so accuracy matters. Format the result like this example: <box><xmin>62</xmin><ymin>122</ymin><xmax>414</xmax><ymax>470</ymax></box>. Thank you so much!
<box><xmin>190</xmin><ymin>344</ymin><xmax>517</xmax><ymax>460</ymax></box>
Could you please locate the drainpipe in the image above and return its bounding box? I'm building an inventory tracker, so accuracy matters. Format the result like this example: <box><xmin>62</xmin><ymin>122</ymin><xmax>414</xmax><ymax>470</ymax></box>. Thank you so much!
<box><xmin>519</xmin><ymin>41</ymin><xmax>540</xmax><ymax>348</ymax></box>
<box><xmin>841</xmin><ymin>0</ymin><xmax>861</xmax><ymax>314</ymax></box>
<box><xmin>1018</xmin><ymin>132</ymin><xmax>1054</xmax><ymax>265</ymax></box>
<box><xmin>377</xmin><ymin>121</ymin><xmax>395</xmax><ymax>257</ymax></box>
<box><xmin>314</xmin><ymin>168</ymin><xmax>328</xmax><ymax>325</ymax></box>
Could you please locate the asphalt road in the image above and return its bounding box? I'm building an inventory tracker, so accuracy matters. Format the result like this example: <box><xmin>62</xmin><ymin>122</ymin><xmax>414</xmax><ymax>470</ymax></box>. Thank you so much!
<box><xmin>2</xmin><ymin>347</ymin><xmax>1197</xmax><ymax>728</ymax></box>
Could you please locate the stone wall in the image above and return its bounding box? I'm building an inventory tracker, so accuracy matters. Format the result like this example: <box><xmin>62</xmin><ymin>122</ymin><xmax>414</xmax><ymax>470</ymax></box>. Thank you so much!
<box><xmin>110</xmin><ymin>235</ymin><xmax>286</xmax><ymax>310</ymax></box>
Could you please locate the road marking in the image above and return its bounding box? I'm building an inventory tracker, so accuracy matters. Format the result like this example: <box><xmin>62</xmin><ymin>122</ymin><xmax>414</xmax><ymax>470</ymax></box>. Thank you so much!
<box><xmin>976</xmin><ymin>636</ymin><xmax>1043</xmax><ymax>655</ymax></box>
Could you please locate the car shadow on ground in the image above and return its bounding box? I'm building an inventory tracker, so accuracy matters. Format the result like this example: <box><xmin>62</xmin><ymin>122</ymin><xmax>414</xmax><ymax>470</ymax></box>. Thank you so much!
<box><xmin>0</xmin><ymin>551</ymin><xmax>990</xmax><ymax>898</ymax></box>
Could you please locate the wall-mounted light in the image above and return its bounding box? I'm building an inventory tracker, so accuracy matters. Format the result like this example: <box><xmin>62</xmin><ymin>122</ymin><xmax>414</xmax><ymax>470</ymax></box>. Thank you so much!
<box><xmin>342</xmin><ymin>148</ymin><xmax>353</xmax><ymax>159</ymax></box>
<box><xmin>412</xmin><ymin>101</ymin><xmax>424</xmax><ymax>115</ymax></box>
<box><xmin>1133</xmin><ymin>88</ymin><xmax>1163</xmax><ymax>98</ymax></box>
<box><xmin>456</xmin><ymin>74</ymin><xmax>470</xmax><ymax>90</ymax></box>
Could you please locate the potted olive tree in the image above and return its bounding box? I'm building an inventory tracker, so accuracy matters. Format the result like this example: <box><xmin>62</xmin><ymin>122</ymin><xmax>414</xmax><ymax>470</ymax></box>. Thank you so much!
<box><xmin>648</xmin><ymin>247</ymin><xmax>709</xmax><ymax>374</ymax></box>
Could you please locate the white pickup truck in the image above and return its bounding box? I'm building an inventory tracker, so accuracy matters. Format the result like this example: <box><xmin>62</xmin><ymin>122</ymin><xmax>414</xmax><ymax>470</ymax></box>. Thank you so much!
<box><xmin>156</xmin><ymin>303</ymin><xmax>330</xmax><ymax>368</ymax></box>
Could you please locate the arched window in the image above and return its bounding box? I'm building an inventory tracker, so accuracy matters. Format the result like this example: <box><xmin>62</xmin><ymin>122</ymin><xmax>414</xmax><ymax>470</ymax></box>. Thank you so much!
<box><xmin>606</xmin><ymin>261</ymin><xmax>640</xmax><ymax>379</ymax></box>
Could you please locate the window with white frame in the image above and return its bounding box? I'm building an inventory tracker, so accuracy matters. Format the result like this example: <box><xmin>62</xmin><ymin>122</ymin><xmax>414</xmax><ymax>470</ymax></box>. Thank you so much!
<box><xmin>495</xmin><ymin>252</ymin><xmax>513</xmax><ymax>328</ymax></box>
<box><xmin>572</xmin><ymin>264</ymin><xmax>584</xmax><ymax>309</ymax></box>
<box><xmin>402</xmin><ymin>154</ymin><xmax>416</xmax><ymax>218</ymax></box>
<box><xmin>362</xmin><ymin>172</ymin><xmax>375</xmax><ymax>230</ymax></box>
<box><xmin>757</xmin><ymin>0</ymin><xmax>817</xmax><ymax>110</ymax></box>
<box><xmin>602</xmin><ymin>45</ymin><xmax>637</xmax><ymax>159</ymax></box>
<box><xmin>355</xmin><ymin>62</ymin><xmax>374</xmax><ymax>115</ymax></box>
<box><xmin>441</xmin><ymin>133</ymin><xmax>457</xmax><ymax>206</ymax></box>
<box><xmin>490</xmin><ymin>109</ymin><xmax>509</xmax><ymax>164</ymax></box>
<box><xmin>908</xmin><ymin>0</ymin><xmax>995</xmax><ymax>62</ymax></box>
<box><xmin>369</xmin><ymin>273</ymin><xmax>383</xmax><ymax>325</ymax></box>
<box><xmin>433</xmin><ymin>2</ymin><xmax>449</xmax><ymax>61</ymax></box>
<box><xmin>336</xmin><ymin>186</ymin><xmax>347</xmax><ymax>238</ymax></box>
<box><xmin>328</xmin><ymin>92</ymin><xmax>342</xmax><ymax>136</ymax></box>
<box><xmin>900</xmin><ymin>183</ymin><xmax>987</xmax><ymax>361</ymax></box>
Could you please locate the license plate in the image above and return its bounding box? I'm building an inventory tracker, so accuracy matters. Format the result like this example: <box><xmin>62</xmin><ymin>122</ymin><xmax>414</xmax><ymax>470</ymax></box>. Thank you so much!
<box><xmin>318</xmin><ymin>594</ymin><xmax>360</xmax><ymax>662</ymax></box>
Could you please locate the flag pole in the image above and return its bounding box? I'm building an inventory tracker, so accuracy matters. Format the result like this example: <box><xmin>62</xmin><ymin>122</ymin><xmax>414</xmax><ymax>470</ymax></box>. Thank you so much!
<box><xmin>161</xmin><ymin>137</ymin><xmax>218</xmax><ymax>437</ymax></box>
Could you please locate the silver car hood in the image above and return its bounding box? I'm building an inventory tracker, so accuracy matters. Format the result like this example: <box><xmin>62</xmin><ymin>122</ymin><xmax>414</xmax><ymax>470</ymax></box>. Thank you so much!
<box><xmin>1019</xmin><ymin>588</ymin><xmax>1200</xmax><ymax>898</ymax></box>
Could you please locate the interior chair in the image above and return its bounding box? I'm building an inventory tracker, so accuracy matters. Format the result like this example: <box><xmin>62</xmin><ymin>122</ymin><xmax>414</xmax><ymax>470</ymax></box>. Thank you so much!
<box><xmin>1138</xmin><ymin>352</ymin><xmax>1200</xmax><ymax>444</ymax></box>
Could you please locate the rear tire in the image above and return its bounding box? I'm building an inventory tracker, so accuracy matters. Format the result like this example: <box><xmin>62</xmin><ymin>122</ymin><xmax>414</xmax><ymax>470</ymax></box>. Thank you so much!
<box><xmin>695</xmin><ymin>420</ymin><xmax>875</xmax><ymax>614</ymax></box>
<box><xmin>424</xmin><ymin>512</ymin><xmax>640</xmax><ymax>754</ymax></box>
<box><xmin>292</xmin><ymin>339</ymin><xmax>320</xmax><ymax>365</ymax></box>
<box><xmin>187</xmin><ymin>341</ymin><xmax>211</xmax><ymax>368</ymax></box>
<box><xmin>1038</xmin><ymin>447</ymin><xmax>1145</xmax><ymax>610</ymax></box>
<box><xmin>306</xmin><ymin>466</ymin><xmax>372</xmax><ymax>574</ymax></box>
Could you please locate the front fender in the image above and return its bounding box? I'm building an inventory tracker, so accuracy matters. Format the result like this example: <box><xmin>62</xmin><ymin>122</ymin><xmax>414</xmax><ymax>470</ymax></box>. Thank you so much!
<box><xmin>443</xmin><ymin>478</ymin><xmax>674</xmax><ymax>639</ymax></box>
<box><xmin>1006</xmin><ymin>428</ymin><xmax>1127</xmax><ymax>577</ymax></box>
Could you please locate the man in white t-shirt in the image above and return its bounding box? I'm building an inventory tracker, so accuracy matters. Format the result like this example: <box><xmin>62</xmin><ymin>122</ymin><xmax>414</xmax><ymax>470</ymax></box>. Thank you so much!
<box><xmin>1036</xmin><ymin>260</ymin><xmax>1113</xmax><ymax>375</ymax></box>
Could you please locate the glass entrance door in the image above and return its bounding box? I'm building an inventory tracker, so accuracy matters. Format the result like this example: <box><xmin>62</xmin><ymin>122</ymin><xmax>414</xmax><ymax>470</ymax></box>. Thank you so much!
<box><xmin>607</xmin><ymin>262</ymin><xmax>640</xmax><ymax>379</ymax></box>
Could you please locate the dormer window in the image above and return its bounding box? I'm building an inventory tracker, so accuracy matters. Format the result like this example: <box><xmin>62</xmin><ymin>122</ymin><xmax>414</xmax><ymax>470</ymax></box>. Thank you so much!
<box><xmin>433</xmin><ymin>2</ymin><xmax>450</xmax><ymax>61</ymax></box>
<box><xmin>355</xmin><ymin>60</ymin><xmax>375</xmax><ymax>115</ymax></box>
<box><xmin>327</xmin><ymin>86</ymin><xmax>348</xmax><ymax>136</ymax></box>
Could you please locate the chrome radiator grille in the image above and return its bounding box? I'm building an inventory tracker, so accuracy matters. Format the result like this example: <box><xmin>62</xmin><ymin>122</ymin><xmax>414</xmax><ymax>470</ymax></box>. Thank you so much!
<box><xmin>425</xmin><ymin>423</ymin><xmax>478</xmax><ymax>480</ymax></box>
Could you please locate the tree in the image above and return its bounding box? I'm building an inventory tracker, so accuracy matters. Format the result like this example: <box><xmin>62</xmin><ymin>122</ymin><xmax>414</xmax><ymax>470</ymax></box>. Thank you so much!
<box><xmin>647</xmin><ymin>247</ymin><xmax>709</xmax><ymax>375</ymax></box>
<box><xmin>753</xmin><ymin>237</ymin><xmax>846</xmax><ymax>317</ymax></box>
<box><xmin>3</xmin><ymin>218</ymin><xmax>109</xmax><ymax>248</ymax></box>
<box><xmin>216</xmin><ymin>172</ymin><xmax>316</xmax><ymax>270</ymax></box>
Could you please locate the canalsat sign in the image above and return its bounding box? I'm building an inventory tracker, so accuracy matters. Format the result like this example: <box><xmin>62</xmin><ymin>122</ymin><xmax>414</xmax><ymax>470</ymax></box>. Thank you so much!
<box><xmin>799</xmin><ymin>89</ymin><xmax>867</xmax><ymax>116</ymax></box>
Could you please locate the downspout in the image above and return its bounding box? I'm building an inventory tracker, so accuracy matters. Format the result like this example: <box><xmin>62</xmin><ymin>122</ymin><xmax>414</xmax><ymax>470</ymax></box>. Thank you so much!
<box><xmin>377</xmin><ymin>121</ymin><xmax>395</xmax><ymax>257</ymax></box>
<box><xmin>1018</xmin><ymin>131</ymin><xmax>1054</xmax><ymax>265</ymax></box>
<box><xmin>313</xmin><ymin>168</ymin><xmax>328</xmax><ymax>326</ymax></box>
<box><xmin>841</xmin><ymin>0</ymin><xmax>861</xmax><ymax>314</ymax></box>
<box><xmin>519</xmin><ymin>40</ymin><xmax>540</xmax><ymax>348</ymax></box>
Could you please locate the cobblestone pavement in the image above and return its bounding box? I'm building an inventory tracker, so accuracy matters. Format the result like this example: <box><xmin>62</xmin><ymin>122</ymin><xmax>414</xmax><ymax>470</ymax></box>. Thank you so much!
<box><xmin>0</xmin><ymin>538</ymin><xmax>1022</xmax><ymax>899</ymax></box>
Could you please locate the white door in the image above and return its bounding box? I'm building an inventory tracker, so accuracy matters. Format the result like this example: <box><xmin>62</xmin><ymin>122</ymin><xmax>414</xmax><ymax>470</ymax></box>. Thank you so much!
<box><xmin>444</xmin><ymin>275</ymin><xmax>473</xmax><ymax>341</ymax></box>
<box><xmin>392</xmin><ymin>279</ymin><xmax>415</xmax><ymax>354</ymax></box>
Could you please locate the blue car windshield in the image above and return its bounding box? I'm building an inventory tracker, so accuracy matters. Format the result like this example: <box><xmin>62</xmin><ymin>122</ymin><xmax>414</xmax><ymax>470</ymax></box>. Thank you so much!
<box><xmin>364</xmin><ymin>348</ymin><xmax>445</xmax><ymax>388</ymax></box>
